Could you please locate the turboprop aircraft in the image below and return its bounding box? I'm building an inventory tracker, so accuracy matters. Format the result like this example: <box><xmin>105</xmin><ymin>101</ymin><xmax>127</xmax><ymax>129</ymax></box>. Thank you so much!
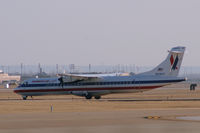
<box><xmin>14</xmin><ymin>46</ymin><xmax>186</xmax><ymax>100</ymax></box>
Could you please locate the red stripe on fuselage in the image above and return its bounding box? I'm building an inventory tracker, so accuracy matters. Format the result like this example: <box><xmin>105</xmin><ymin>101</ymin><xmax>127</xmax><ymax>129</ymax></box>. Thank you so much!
<box><xmin>14</xmin><ymin>85</ymin><xmax>164</xmax><ymax>93</ymax></box>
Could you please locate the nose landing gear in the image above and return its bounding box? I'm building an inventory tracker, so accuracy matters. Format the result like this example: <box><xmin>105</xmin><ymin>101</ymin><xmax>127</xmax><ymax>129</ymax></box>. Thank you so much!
<box><xmin>22</xmin><ymin>96</ymin><xmax>27</xmax><ymax>100</ymax></box>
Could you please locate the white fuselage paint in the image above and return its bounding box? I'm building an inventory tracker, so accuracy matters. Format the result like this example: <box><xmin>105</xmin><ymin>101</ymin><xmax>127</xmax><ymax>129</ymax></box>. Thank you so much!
<box><xmin>14</xmin><ymin>75</ymin><xmax>185</xmax><ymax>97</ymax></box>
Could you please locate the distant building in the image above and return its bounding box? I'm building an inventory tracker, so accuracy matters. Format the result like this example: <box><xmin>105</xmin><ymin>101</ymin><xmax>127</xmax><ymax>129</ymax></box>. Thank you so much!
<box><xmin>0</xmin><ymin>70</ymin><xmax>21</xmax><ymax>84</ymax></box>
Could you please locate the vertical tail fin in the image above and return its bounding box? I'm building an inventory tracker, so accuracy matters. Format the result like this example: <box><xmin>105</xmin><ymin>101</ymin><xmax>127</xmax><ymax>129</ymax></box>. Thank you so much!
<box><xmin>139</xmin><ymin>46</ymin><xmax>186</xmax><ymax>77</ymax></box>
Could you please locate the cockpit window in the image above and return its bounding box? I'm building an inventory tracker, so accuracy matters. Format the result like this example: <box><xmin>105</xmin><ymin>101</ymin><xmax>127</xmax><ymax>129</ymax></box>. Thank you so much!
<box><xmin>19</xmin><ymin>81</ymin><xmax>29</xmax><ymax>87</ymax></box>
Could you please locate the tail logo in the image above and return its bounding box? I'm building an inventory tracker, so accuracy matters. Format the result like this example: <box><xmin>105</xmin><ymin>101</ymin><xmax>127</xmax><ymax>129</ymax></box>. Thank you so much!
<box><xmin>170</xmin><ymin>55</ymin><xmax>179</xmax><ymax>71</ymax></box>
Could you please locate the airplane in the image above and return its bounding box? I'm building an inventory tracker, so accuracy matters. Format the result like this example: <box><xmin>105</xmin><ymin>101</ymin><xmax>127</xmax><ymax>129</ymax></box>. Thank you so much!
<box><xmin>14</xmin><ymin>46</ymin><xmax>186</xmax><ymax>100</ymax></box>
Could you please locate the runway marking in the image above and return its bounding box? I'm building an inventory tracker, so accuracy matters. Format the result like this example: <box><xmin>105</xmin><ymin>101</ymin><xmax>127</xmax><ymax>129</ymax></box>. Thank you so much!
<box><xmin>106</xmin><ymin>98</ymin><xmax>200</xmax><ymax>102</ymax></box>
<box><xmin>2</xmin><ymin>98</ymin><xmax>200</xmax><ymax>102</ymax></box>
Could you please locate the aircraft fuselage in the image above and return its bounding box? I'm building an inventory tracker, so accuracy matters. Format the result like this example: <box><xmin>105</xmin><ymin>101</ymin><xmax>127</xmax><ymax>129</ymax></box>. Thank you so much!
<box><xmin>14</xmin><ymin>75</ymin><xmax>186</xmax><ymax>99</ymax></box>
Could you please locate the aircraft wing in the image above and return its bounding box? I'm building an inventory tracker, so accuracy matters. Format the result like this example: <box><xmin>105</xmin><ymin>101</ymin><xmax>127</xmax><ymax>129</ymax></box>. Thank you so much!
<box><xmin>58</xmin><ymin>73</ymin><xmax>100</xmax><ymax>82</ymax></box>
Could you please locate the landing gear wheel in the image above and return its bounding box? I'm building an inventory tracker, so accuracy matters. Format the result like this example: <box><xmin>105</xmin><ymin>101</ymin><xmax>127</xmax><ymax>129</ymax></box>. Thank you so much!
<box><xmin>85</xmin><ymin>95</ymin><xmax>92</xmax><ymax>99</ymax></box>
<box><xmin>22</xmin><ymin>96</ymin><xmax>27</xmax><ymax>100</ymax></box>
<box><xmin>95</xmin><ymin>96</ymin><xmax>101</xmax><ymax>99</ymax></box>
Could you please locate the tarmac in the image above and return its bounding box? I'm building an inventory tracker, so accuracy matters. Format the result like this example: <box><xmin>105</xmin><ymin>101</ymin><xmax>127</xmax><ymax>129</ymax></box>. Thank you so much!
<box><xmin>1</xmin><ymin>83</ymin><xmax>200</xmax><ymax>133</ymax></box>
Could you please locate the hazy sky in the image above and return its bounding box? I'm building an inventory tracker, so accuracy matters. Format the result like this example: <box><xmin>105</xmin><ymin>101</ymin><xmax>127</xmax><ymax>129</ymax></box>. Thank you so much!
<box><xmin>0</xmin><ymin>0</ymin><xmax>200</xmax><ymax>66</ymax></box>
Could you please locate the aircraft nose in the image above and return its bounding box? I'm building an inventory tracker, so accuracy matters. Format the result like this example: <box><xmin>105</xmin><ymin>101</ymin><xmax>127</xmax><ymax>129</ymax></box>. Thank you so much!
<box><xmin>13</xmin><ymin>87</ymin><xmax>19</xmax><ymax>93</ymax></box>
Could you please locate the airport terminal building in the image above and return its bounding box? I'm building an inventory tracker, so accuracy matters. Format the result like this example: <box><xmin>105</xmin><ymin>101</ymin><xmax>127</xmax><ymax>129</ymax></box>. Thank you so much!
<box><xmin>0</xmin><ymin>70</ymin><xmax>20</xmax><ymax>84</ymax></box>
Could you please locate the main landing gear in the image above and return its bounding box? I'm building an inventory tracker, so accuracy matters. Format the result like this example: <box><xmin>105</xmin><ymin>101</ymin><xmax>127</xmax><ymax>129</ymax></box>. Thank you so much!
<box><xmin>85</xmin><ymin>95</ymin><xmax>92</xmax><ymax>99</ymax></box>
<box><xmin>85</xmin><ymin>95</ymin><xmax>101</xmax><ymax>100</ymax></box>
<box><xmin>94</xmin><ymin>96</ymin><xmax>101</xmax><ymax>99</ymax></box>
